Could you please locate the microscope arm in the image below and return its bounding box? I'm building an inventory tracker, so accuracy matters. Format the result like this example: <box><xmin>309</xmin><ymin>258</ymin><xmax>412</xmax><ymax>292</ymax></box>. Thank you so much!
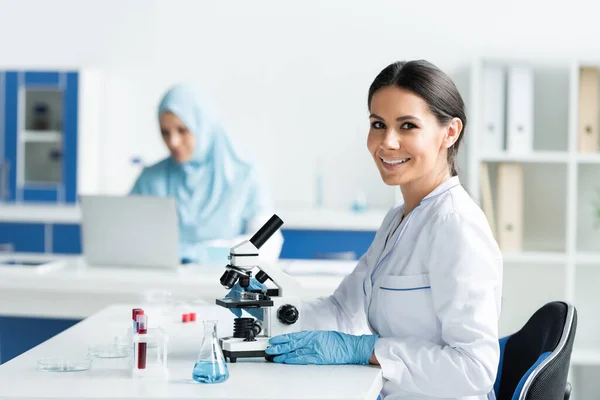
<box><xmin>228</xmin><ymin>240</ymin><xmax>303</xmax><ymax>298</ymax></box>
<box><xmin>255</xmin><ymin>260</ymin><xmax>302</xmax><ymax>298</ymax></box>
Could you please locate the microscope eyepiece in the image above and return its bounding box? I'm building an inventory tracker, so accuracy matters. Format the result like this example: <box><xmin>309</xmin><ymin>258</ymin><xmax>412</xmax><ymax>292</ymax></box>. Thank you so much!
<box><xmin>220</xmin><ymin>269</ymin><xmax>240</xmax><ymax>289</ymax></box>
<box><xmin>249</xmin><ymin>214</ymin><xmax>283</xmax><ymax>249</ymax></box>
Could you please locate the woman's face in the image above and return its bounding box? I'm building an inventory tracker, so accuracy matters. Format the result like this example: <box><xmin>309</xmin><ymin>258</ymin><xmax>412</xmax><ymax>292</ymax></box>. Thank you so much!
<box><xmin>160</xmin><ymin>111</ymin><xmax>196</xmax><ymax>163</ymax></box>
<box><xmin>367</xmin><ymin>86</ymin><xmax>457</xmax><ymax>187</ymax></box>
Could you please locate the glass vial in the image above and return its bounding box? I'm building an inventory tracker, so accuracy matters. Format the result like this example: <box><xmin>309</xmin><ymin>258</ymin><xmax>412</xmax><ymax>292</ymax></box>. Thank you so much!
<box><xmin>132</xmin><ymin>315</ymin><xmax>169</xmax><ymax>379</ymax></box>
<box><xmin>192</xmin><ymin>320</ymin><xmax>229</xmax><ymax>383</ymax></box>
<box><xmin>134</xmin><ymin>315</ymin><xmax>148</xmax><ymax>371</ymax></box>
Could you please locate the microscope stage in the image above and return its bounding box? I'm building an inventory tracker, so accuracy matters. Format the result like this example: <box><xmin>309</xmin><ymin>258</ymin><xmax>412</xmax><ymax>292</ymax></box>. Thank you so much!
<box><xmin>216</xmin><ymin>297</ymin><xmax>274</xmax><ymax>308</ymax></box>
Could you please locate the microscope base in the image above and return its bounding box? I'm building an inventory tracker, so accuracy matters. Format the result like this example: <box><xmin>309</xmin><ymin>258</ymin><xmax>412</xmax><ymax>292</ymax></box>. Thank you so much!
<box><xmin>222</xmin><ymin>349</ymin><xmax>271</xmax><ymax>363</ymax></box>
<box><xmin>220</xmin><ymin>336</ymin><xmax>271</xmax><ymax>363</ymax></box>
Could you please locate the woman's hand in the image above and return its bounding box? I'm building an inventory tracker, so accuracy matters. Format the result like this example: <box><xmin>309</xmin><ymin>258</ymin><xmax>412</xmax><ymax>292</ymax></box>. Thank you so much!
<box><xmin>265</xmin><ymin>330</ymin><xmax>378</xmax><ymax>365</ymax></box>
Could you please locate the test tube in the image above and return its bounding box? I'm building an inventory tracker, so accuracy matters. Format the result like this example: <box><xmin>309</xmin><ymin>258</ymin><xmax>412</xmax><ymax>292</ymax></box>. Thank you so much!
<box><xmin>136</xmin><ymin>314</ymin><xmax>148</xmax><ymax>369</ymax></box>
<box><xmin>132</xmin><ymin>308</ymin><xmax>144</xmax><ymax>334</ymax></box>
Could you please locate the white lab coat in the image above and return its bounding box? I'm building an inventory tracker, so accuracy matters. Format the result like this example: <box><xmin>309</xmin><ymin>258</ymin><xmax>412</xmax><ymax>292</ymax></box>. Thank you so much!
<box><xmin>302</xmin><ymin>177</ymin><xmax>503</xmax><ymax>400</ymax></box>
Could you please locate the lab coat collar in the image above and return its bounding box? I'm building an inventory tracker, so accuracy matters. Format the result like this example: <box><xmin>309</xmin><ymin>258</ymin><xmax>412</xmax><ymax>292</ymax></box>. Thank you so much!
<box><xmin>421</xmin><ymin>176</ymin><xmax>460</xmax><ymax>203</ymax></box>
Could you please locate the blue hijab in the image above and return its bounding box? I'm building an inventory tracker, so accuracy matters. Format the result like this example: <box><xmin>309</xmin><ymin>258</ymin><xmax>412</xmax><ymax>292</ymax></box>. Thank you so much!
<box><xmin>131</xmin><ymin>84</ymin><xmax>268</xmax><ymax>260</ymax></box>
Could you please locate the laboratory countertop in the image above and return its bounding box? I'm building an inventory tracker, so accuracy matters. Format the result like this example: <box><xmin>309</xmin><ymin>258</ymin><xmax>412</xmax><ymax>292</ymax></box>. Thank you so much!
<box><xmin>0</xmin><ymin>203</ymin><xmax>387</xmax><ymax>231</ymax></box>
<box><xmin>0</xmin><ymin>304</ymin><xmax>383</xmax><ymax>400</ymax></box>
<box><xmin>0</xmin><ymin>256</ymin><xmax>357</xmax><ymax>319</ymax></box>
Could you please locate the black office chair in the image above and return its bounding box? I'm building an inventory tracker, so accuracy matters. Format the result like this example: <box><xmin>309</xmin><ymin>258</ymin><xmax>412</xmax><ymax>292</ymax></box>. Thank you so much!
<box><xmin>493</xmin><ymin>301</ymin><xmax>577</xmax><ymax>400</ymax></box>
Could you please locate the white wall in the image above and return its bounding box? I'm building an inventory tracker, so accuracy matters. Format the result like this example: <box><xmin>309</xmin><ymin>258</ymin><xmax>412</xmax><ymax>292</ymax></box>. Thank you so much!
<box><xmin>1</xmin><ymin>0</ymin><xmax>600</xmax><ymax>209</ymax></box>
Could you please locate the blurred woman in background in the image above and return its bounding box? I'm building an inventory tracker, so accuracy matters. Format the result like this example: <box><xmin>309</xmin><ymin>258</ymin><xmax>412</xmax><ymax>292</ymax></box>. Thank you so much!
<box><xmin>130</xmin><ymin>84</ymin><xmax>282</xmax><ymax>264</ymax></box>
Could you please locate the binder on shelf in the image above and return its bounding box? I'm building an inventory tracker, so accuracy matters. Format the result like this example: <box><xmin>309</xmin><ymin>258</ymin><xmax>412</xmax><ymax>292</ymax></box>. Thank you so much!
<box><xmin>481</xmin><ymin>65</ymin><xmax>506</xmax><ymax>154</ymax></box>
<box><xmin>479</xmin><ymin>162</ymin><xmax>497</xmax><ymax>238</ymax></box>
<box><xmin>496</xmin><ymin>163</ymin><xmax>523</xmax><ymax>252</ymax></box>
<box><xmin>506</xmin><ymin>66</ymin><xmax>534</xmax><ymax>153</ymax></box>
<box><xmin>578</xmin><ymin>67</ymin><xmax>599</xmax><ymax>153</ymax></box>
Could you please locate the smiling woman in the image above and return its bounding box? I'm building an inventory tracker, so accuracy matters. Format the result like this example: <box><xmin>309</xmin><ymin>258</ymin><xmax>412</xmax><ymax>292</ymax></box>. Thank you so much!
<box><xmin>264</xmin><ymin>60</ymin><xmax>502</xmax><ymax>400</ymax></box>
<box><xmin>367</xmin><ymin>60</ymin><xmax>467</xmax><ymax>218</ymax></box>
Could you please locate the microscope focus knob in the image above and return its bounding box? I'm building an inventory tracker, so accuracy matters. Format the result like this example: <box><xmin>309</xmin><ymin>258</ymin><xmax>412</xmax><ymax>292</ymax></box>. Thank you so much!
<box><xmin>277</xmin><ymin>304</ymin><xmax>299</xmax><ymax>325</ymax></box>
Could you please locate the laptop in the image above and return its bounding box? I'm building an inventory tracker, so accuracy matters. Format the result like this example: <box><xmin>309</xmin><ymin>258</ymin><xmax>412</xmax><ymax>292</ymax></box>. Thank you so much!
<box><xmin>80</xmin><ymin>195</ymin><xmax>181</xmax><ymax>269</ymax></box>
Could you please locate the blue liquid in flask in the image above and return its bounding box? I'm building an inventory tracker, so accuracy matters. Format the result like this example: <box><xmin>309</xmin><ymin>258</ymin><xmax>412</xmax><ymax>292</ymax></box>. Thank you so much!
<box><xmin>192</xmin><ymin>360</ymin><xmax>229</xmax><ymax>383</ymax></box>
<box><xmin>192</xmin><ymin>320</ymin><xmax>229</xmax><ymax>384</ymax></box>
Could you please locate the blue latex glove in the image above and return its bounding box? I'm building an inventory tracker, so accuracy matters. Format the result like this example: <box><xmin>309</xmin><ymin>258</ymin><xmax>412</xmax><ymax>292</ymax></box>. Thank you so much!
<box><xmin>265</xmin><ymin>330</ymin><xmax>378</xmax><ymax>365</ymax></box>
<box><xmin>225</xmin><ymin>278</ymin><xmax>267</xmax><ymax>319</ymax></box>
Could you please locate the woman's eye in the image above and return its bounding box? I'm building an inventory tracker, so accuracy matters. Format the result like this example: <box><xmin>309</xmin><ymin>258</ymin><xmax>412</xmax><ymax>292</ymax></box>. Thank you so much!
<box><xmin>371</xmin><ymin>121</ymin><xmax>385</xmax><ymax>129</ymax></box>
<box><xmin>401</xmin><ymin>122</ymin><xmax>417</xmax><ymax>130</ymax></box>
<box><xmin>178</xmin><ymin>127</ymin><xmax>188</xmax><ymax>134</ymax></box>
<box><xmin>161</xmin><ymin>130</ymin><xmax>169</xmax><ymax>137</ymax></box>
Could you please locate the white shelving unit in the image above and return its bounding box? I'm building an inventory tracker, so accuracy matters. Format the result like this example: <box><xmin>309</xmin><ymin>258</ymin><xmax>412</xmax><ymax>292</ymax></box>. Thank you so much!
<box><xmin>480</xmin><ymin>151</ymin><xmax>569</xmax><ymax>163</ymax></box>
<box><xmin>454</xmin><ymin>58</ymin><xmax>600</xmax><ymax>399</ymax></box>
<box><xmin>576</xmin><ymin>153</ymin><xmax>600</xmax><ymax>163</ymax></box>
<box><xmin>501</xmin><ymin>251</ymin><xmax>568</xmax><ymax>264</ymax></box>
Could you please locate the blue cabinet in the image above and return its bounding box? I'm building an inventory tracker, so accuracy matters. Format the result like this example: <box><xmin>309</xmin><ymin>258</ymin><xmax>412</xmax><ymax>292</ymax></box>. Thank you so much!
<box><xmin>0</xmin><ymin>222</ymin><xmax>80</xmax><ymax>254</ymax></box>
<box><xmin>51</xmin><ymin>223</ymin><xmax>81</xmax><ymax>254</ymax></box>
<box><xmin>0</xmin><ymin>316</ymin><xmax>80</xmax><ymax>364</ymax></box>
<box><xmin>0</xmin><ymin>70</ymin><xmax>79</xmax><ymax>203</ymax></box>
<box><xmin>0</xmin><ymin>222</ymin><xmax>45</xmax><ymax>252</ymax></box>
<box><xmin>279</xmin><ymin>229</ymin><xmax>375</xmax><ymax>260</ymax></box>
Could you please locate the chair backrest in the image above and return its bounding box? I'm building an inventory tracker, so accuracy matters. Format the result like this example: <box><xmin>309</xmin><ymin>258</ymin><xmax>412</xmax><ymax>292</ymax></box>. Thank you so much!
<box><xmin>495</xmin><ymin>301</ymin><xmax>577</xmax><ymax>400</ymax></box>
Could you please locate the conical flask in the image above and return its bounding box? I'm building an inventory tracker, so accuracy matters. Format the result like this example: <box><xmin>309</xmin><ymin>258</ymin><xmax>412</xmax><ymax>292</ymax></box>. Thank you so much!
<box><xmin>192</xmin><ymin>320</ymin><xmax>229</xmax><ymax>383</ymax></box>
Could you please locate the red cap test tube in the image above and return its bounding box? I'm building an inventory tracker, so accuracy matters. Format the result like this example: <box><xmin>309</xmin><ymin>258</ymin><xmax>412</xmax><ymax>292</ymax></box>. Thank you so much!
<box><xmin>132</xmin><ymin>308</ymin><xmax>144</xmax><ymax>333</ymax></box>
<box><xmin>136</xmin><ymin>314</ymin><xmax>148</xmax><ymax>370</ymax></box>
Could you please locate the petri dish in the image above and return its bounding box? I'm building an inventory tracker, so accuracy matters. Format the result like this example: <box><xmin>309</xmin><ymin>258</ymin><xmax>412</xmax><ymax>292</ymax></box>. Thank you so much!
<box><xmin>114</xmin><ymin>334</ymin><xmax>131</xmax><ymax>349</ymax></box>
<box><xmin>88</xmin><ymin>344</ymin><xmax>130</xmax><ymax>358</ymax></box>
<box><xmin>37</xmin><ymin>358</ymin><xmax>92</xmax><ymax>372</ymax></box>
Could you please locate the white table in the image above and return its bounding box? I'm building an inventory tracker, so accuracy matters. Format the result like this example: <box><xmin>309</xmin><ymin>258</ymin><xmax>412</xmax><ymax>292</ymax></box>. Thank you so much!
<box><xmin>0</xmin><ymin>257</ymin><xmax>356</xmax><ymax>319</ymax></box>
<box><xmin>0</xmin><ymin>304</ymin><xmax>383</xmax><ymax>400</ymax></box>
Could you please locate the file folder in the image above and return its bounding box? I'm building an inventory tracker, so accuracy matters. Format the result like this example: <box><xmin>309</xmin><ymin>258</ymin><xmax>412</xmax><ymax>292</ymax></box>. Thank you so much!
<box><xmin>578</xmin><ymin>67</ymin><xmax>599</xmax><ymax>153</ymax></box>
<box><xmin>481</xmin><ymin>65</ymin><xmax>506</xmax><ymax>154</ymax></box>
<box><xmin>496</xmin><ymin>163</ymin><xmax>523</xmax><ymax>252</ymax></box>
<box><xmin>479</xmin><ymin>162</ymin><xmax>497</xmax><ymax>238</ymax></box>
<box><xmin>506</xmin><ymin>66</ymin><xmax>534</xmax><ymax>153</ymax></box>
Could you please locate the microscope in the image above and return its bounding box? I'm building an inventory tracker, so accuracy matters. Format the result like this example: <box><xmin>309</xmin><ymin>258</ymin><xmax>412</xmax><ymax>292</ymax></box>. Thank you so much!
<box><xmin>216</xmin><ymin>214</ymin><xmax>302</xmax><ymax>363</ymax></box>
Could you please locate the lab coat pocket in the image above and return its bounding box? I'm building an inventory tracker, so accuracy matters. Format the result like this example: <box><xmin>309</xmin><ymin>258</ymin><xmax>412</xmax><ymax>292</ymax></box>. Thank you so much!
<box><xmin>379</xmin><ymin>273</ymin><xmax>430</xmax><ymax>291</ymax></box>
<box><xmin>376</xmin><ymin>274</ymin><xmax>438</xmax><ymax>340</ymax></box>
